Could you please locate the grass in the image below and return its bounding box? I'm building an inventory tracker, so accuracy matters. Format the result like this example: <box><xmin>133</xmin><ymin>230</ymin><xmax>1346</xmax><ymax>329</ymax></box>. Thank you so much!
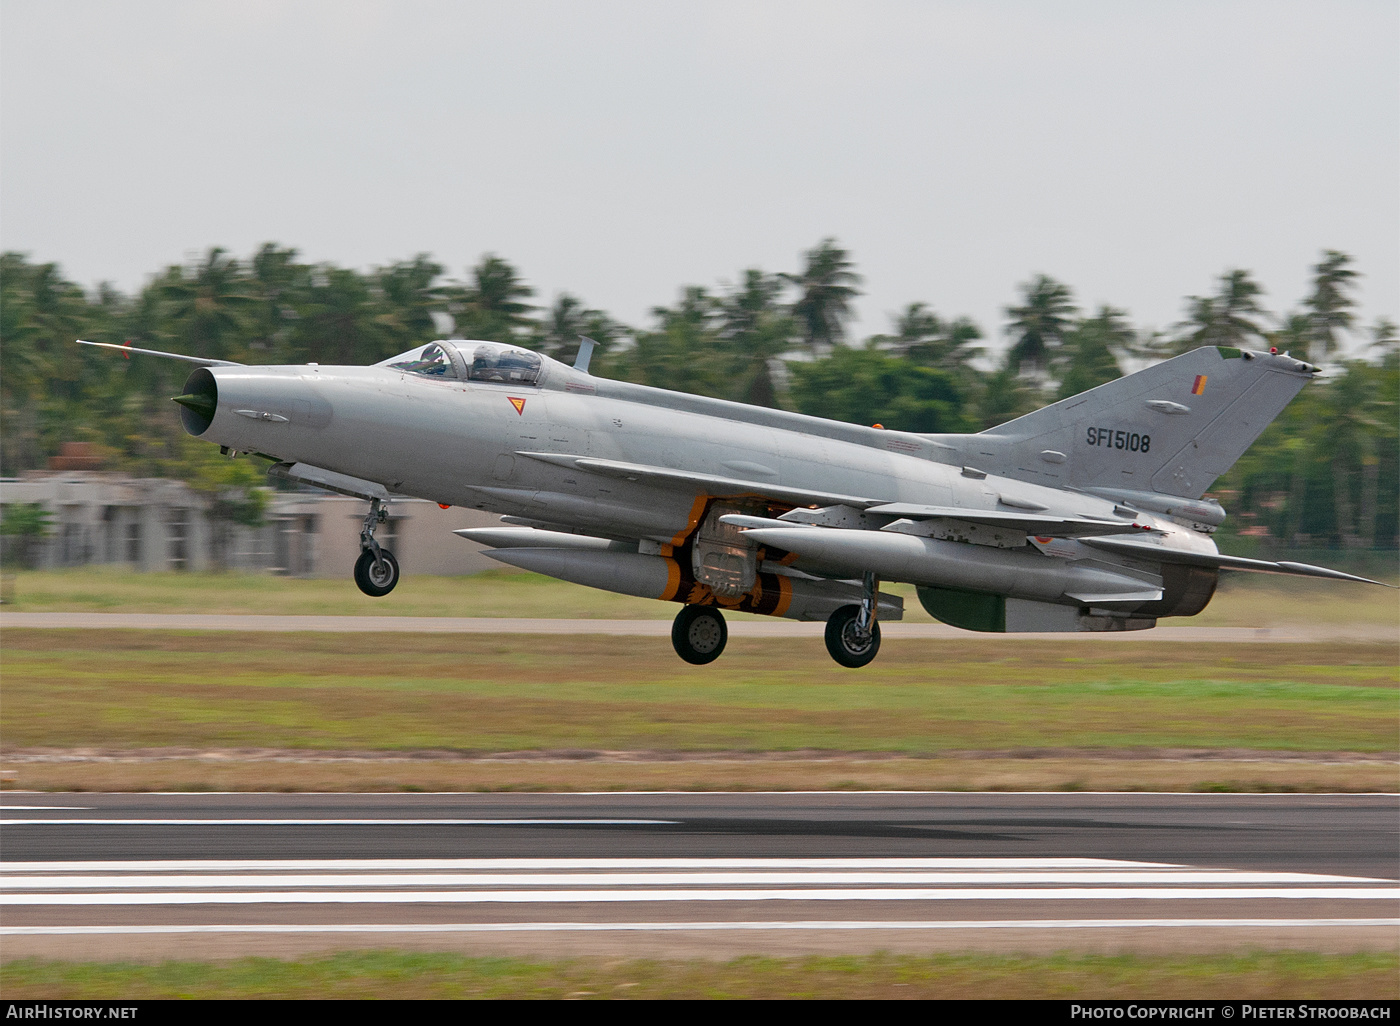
<box><xmin>3</xmin><ymin>951</ymin><xmax>1394</xmax><ymax>999</ymax></box>
<box><xmin>1</xmin><ymin>631</ymin><xmax>1395</xmax><ymax>791</ymax></box>
<box><xmin>2</xmin><ymin>570</ymin><xmax>1394</xmax><ymax>792</ymax></box>
<box><xmin>3</xmin><ymin>566</ymin><xmax>1398</xmax><ymax>626</ymax></box>
<box><xmin>0</xmin><ymin>567</ymin><xmax>684</xmax><ymax>619</ymax></box>
<box><xmin>3</xmin><ymin>632</ymin><xmax>1394</xmax><ymax>755</ymax></box>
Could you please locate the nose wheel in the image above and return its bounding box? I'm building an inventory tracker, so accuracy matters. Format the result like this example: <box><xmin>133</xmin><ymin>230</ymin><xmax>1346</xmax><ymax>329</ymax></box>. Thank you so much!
<box><xmin>354</xmin><ymin>548</ymin><xmax>400</xmax><ymax>597</ymax></box>
<box><xmin>354</xmin><ymin>498</ymin><xmax>399</xmax><ymax>597</ymax></box>
<box><xmin>824</xmin><ymin>572</ymin><xmax>882</xmax><ymax>667</ymax></box>
<box><xmin>824</xmin><ymin>605</ymin><xmax>881</xmax><ymax>667</ymax></box>
<box><xmin>672</xmin><ymin>605</ymin><xmax>728</xmax><ymax>664</ymax></box>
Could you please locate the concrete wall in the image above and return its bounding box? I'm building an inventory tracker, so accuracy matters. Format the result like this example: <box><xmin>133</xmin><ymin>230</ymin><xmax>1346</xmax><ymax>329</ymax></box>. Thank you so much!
<box><xmin>0</xmin><ymin>472</ymin><xmax>504</xmax><ymax>577</ymax></box>
<box><xmin>266</xmin><ymin>495</ymin><xmax>504</xmax><ymax>578</ymax></box>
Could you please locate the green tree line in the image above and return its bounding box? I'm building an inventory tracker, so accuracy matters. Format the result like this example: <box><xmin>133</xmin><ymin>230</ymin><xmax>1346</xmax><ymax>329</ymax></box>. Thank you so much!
<box><xmin>2</xmin><ymin>241</ymin><xmax>1394</xmax><ymax>552</ymax></box>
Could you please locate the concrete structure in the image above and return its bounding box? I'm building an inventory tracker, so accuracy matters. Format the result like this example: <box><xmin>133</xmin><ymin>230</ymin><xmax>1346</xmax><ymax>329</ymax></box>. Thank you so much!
<box><xmin>0</xmin><ymin>472</ymin><xmax>502</xmax><ymax>577</ymax></box>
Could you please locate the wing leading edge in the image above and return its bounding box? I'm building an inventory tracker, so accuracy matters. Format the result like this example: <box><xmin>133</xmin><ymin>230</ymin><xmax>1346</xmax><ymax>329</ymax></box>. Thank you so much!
<box><xmin>77</xmin><ymin>339</ymin><xmax>244</xmax><ymax>367</ymax></box>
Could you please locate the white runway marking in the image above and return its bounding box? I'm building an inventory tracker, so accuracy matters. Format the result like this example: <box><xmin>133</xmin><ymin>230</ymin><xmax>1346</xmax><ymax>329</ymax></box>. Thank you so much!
<box><xmin>0</xmin><ymin>858</ymin><xmax>1163</xmax><ymax>872</ymax></box>
<box><xmin>2</xmin><ymin>870</ymin><xmax>1385</xmax><ymax>889</ymax></box>
<box><xmin>7</xmin><ymin>919</ymin><xmax>1397</xmax><ymax>937</ymax></box>
<box><xmin>2</xmin><ymin>859</ymin><xmax>1393</xmax><ymax>906</ymax></box>
<box><xmin>0</xmin><ymin>818</ymin><xmax>678</xmax><ymax>827</ymax></box>
<box><xmin>7</xmin><ymin>888</ymin><xmax>1397</xmax><ymax>905</ymax></box>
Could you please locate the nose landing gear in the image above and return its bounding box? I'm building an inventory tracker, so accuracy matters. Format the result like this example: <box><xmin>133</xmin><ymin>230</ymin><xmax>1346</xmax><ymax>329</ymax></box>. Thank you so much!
<box><xmin>824</xmin><ymin>572</ymin><xmax>882</xmax><ymax>667</ymax></box>
<box><xmin>354</xmin><ymin>498</ymin><xmax>399</xmax><ymax>597</ymax></box>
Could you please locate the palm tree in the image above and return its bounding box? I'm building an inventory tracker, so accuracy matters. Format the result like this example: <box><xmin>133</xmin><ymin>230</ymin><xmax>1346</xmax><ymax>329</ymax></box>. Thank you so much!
<box><xmin>886</xmin><ymin>302</ymin><xmax>941</xmax><ymax>355</ymax></box>
<box><xmin>537</xmin><ymin>293</ymin><xmax>586</xmax><ymax>359</ymax></box>
<box><xmin>1305</xmin><ymin>250</ymin><xmax>1359</xmax><ymax>363</ymax></box>
<box><xmin>782</xmin><ymin>238</ymin><xmax>862</xmax><ymax>354</ymax></box>
<box><xmin>1266</xmin><ymin>312</ymin><xmax>1313</xmax><ymax>358</ymax></box>
<box><xmin>455</xmin><ymin>254</ymin><xmax>535</xmax><ymax>343</ymax></box>
<box><xmin>160</xmin><ymin>247</ymin><xmax>258</xmax><ymax>362</ymax></box>
<box><xmin>875</xmin><ymin>302</ymin><xmax>983</xmax><ymax>373</ymax></box>
<box><xmin>623</xmin><ymin>287</ymin><xmax>726</xmax><ymax>396</ymax></box>
<box><xmin>294</xmin><ymin>265</ymin><xmax>387</xmax><ymax>365</ymax></box>
<box><xmin>1004</xmin><ymin>275</ymin><xmax>1076</xmax><ymax>375</ymax></box>
<box><xmin>1171</xmin><ymin>269</ymin><xmax>1267</xmax><ymax>354</ymax></box>
<box><xmin>718</xmin><ymin>270</ymin><xmax>794</xmax><ymax>407</ymax></box>
<box><xmin>1367</xmin><ymin>317</ymin><xmax>1398</xmax><ymax>361</ymax></box>
<box><xmin>247</xmin><ymin>244</ymin><xmax>306</xmax><ymax>361</ymax></box>
<box><xmin>1216</xmin><ymin>269</ymin><xmax>1268</xmax><ymax>345</ymax></box>
<box><xmin>1316</xmin><ymin>360</ymin><xmax>1389</xmax><ymax>546</ymax></box>
<box><xmin>1054</xmin><ymin>305</ymin><xmax>1131</xmax><ymax>399</ymax></box>
<box><xmin>374</xmin><ymin>254</ymin><xmax>444</xmax><ymax>354</ymax></box>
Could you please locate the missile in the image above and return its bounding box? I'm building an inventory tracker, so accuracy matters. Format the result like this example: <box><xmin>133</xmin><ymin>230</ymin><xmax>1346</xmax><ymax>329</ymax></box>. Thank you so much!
<box><xmin>479</xmin><ymin>546</ymin><xmax>903</xmax><ymax>622</ymax></box>
<box><xmin>736</xmin><ymin>526</ymin><xmax>1159</xmax><ymax>606</ymax></box>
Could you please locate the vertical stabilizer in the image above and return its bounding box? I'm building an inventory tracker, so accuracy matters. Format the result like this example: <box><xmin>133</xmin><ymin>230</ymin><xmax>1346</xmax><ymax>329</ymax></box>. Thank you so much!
<box><xmin>931</xmin><ymin>347</ymin><xmax>1317</xmax><ymax>499</ymax></box>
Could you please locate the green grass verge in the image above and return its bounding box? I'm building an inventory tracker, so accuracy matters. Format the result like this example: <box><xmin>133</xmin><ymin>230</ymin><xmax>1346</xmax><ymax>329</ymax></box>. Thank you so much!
<box><xmin>3</xmin><ymin>566</ymin><xmax>1397</xmax><ymax>626</ymax></box>
<box><xmin>3</xmin><ymin>951</ymin><xmax>1394</xmax><ymax>999</ymax></box>
<box><xmin>2</xmin><ymin>631</ymin><xmax>1394</xmax><ymax>754</ymax></box>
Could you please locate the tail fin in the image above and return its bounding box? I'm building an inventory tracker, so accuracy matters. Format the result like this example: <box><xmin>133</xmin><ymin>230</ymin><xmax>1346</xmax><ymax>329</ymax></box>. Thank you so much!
<box><xmin>936</xmin><ymin>347</ymin><xmax>1317</xmax><ymax>499</ymax></box>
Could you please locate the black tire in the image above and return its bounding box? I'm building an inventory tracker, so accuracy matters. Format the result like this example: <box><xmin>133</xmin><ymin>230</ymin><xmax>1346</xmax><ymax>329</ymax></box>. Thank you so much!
<box><xmin>354</xmin><ymin>548</ymin><xmax>400</xmax><ymax>597</ymax></box>
<box><xmin>671</xmin><ymin>604</ymin><xmax>728</xmax><ymax>665</ymax></box>
<box><xmin>824</xmin><ymin>604</ymin><xmax>881</xmax><ymax>668</ymax></box>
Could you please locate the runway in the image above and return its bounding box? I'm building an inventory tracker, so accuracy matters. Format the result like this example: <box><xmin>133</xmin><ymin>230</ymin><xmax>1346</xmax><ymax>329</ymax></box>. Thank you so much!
<box><xmin>3</xmin><ymin>793</ymin><xmax>1395</xmax><ymax>958</ymax></box>
<box><xmin>3</xmin><ymin>612</ymin><xmax>1393</xmax><ymax>643</ymax></box>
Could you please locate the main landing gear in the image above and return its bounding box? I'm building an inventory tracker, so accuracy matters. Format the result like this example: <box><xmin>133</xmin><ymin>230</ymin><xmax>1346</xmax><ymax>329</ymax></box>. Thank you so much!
<box><xmin>672</xmin><ymin>604</ymin><xmax>728</xmax><ymax>665</ymax></box>
<box><xmin>824</xmin><ymin>572</ymin><xmax>881</xmax><ymax>668</ymax></box>
<box><xmin>670</xmin><ymin>573</ymin><xmax>884</xmax><ymax>668</ymax></box>
<box><xmin>354</xmin><ymin>498</ymin><xmax>400</xmax><ymax>597</ymax></box>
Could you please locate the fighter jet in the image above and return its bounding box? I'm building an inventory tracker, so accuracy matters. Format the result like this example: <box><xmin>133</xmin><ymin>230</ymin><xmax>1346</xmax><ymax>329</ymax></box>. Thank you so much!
<box><xmin>80</xmin><ymin>336</ymin><xmax>1382</xmax><ymax>667</ymax></box>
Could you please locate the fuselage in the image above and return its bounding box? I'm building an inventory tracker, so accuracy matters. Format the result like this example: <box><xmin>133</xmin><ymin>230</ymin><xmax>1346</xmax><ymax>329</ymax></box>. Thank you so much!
<box><xmin>179</xmin><ymin>340</ymin><xmax>1224</xmax><ymax>625</ymax></box>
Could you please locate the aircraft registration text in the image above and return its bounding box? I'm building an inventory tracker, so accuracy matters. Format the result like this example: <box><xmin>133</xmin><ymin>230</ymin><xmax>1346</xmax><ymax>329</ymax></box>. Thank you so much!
<box><xmin>1085</xmin><ymin>428</ymin><xmax>1151</xmax><ymax>452</ymax></box>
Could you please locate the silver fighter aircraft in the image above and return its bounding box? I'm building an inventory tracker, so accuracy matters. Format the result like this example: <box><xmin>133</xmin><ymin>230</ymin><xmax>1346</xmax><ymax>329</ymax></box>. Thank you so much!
<box><xmin>81</xmin><ymin>336</ymin><xmax>1382</xmax><ymax>667</ymax></box>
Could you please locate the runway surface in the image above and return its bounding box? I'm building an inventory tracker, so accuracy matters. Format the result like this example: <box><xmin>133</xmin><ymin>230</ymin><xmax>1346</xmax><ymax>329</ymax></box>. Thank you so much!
<box><xmin>3</xmin><ymin>793</ymin><xmax>1395</xmax><ymax>958</ymax></box>
<box><xmin>2</xmin><ymin>612</ymin><xmax>1394</xmax><ymax>643</ymax></box>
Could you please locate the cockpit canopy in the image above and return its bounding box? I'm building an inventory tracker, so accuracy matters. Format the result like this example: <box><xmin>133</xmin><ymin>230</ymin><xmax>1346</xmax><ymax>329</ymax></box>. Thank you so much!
<box><xmin>378</xmin><ymin>340</ymin><xmax>544</xmax><ymax>386</ymax></box>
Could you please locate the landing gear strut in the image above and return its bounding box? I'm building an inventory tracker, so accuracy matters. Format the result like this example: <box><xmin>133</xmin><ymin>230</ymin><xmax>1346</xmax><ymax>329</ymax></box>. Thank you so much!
<box><xmin>672</xmin><ymin>604</ymin><xmax>728</xmax><ymax>664</ymax></box>
<box><xmin>824</xmin><ymin>572</ymin><xmax>881</xmax><ymax>668</ymax></box>
<box><xmin>354</xmin><ymin>498</ymin><xmax>399</xmax><ymax>597</ymax></box>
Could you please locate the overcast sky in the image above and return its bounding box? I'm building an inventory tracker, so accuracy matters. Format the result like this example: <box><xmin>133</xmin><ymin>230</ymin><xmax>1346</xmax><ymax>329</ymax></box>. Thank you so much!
<box><xmin>2</xmin><ymin>0</ymin><xmax>1395</xmax><ymax>356</ymax></box>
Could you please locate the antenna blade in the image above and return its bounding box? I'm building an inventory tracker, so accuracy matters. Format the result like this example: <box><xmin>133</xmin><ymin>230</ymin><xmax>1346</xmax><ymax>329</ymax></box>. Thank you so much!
<box><xmin>574</xmin><ymin>336</ymin><xmax>597</xmax><ymax>374</ymax></box>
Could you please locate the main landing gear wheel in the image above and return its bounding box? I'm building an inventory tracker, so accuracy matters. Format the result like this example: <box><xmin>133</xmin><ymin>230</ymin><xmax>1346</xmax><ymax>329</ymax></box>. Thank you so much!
<box><xmin>672</xmin><ymin>604</ymin><xmax>728</xmax><ymax>665</ymax></box>
<box><xmin>354</xmin><ymin>548</ymin><xmax>400</xmax><ymax>597</ymax></box>
<box><xmin>825</xmin><ymin>604</ymin><xmax>881</xmax><ymax>668</ymax></box>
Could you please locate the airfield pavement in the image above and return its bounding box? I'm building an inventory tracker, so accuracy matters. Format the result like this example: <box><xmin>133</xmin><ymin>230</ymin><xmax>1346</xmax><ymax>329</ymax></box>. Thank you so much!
<box><xmin>2</xmin><ymin>792</ymin><xmax>1396</xmax><ymax>961</ymax></box>
<box><xmin>2</xmin><ymin>607</ymin><xmax>1394</xmax><ymax>967</ymax></box>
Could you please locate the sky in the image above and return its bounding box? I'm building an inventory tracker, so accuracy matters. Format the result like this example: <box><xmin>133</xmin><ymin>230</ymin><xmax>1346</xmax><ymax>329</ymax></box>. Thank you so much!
<box><xmin>2</xmin><ymin>0</ymin><xmax>1396</xmax><ymax>357</ymax></box>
